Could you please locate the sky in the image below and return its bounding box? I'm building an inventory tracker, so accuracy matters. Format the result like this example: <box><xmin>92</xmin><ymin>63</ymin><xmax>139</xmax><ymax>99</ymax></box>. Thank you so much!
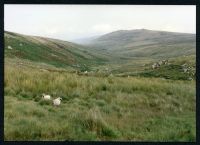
<box><xmin>4</xmin><ymin>5</ymin><xmax>196</xmax><ymax>41</ymax></box>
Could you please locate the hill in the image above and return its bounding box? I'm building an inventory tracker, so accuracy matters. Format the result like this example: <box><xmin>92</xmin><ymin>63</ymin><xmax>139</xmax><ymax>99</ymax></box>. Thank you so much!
<box><xmin>4</xmin><ymin>30</ymin><xmax>196</xmax><ymax>80</ymax></box>
<box><xmin>4</xmin><ymin>30</ymin><xmax>196</xmax><ymax>141</ymax></box>
<box><xmin>4</xmin><ymin>31</ymin><xmax>106</xmax><ymax>70</ymax></box>
<box><xmin>86</xmin><ymin>29</ymin><xmax>196</xmax><ymax>59</ymax></box>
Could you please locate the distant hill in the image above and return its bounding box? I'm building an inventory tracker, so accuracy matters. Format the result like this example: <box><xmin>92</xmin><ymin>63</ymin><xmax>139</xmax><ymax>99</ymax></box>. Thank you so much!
<box><xmin>4</xmin><ymin>31</ymin><xmax>105</xmax><ymax>69</ymax></box>
<box><xmin>86</xmin><ymin>29</ymin><xmax>196</xmax><ymax>59</ymax></box>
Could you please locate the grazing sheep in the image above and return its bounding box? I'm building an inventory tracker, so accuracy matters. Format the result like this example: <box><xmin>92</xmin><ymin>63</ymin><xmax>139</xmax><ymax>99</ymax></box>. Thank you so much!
<box><xmin>42</xmin><ymin>94</ymin><xmax>51</xmax><ymax>100</ymax></box>
<box><xmin>53</xmin><ymin>97</ymin><xmax>62</xmax><ymax>106</ymax></box>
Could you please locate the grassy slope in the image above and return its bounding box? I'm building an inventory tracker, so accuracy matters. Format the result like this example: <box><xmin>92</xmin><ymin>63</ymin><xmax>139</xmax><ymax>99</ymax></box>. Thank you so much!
<box><xmin>86</xmin><ymin>29</ymin><xmax>195</xmax><ymax>59</ymax></box>
<box><xmin>4</xmin><ymin>30</ymin><xmax>196</xmax><ymax>74</ymax></box>
<box><xmin>116</xmin><ymin>55</ymin><xmax>196</xmax><ymax>80</ymax></box>
<box><xmin>4</xmin><ymin>30</ymin><xmax>196</xmax><ymax>141</ymax></box>
<box><xmin>4</xmin><ymin>31</ymin><xmax>106</xmax><ymax>69</ymax></box>
<box><xmin>4</xmin><ymin>59</ymin><xmax>196</xmax><ymax>141</ymax></box>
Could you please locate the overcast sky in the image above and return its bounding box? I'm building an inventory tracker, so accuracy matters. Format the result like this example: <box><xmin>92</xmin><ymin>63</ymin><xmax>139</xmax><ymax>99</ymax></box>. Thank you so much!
<box><xmin>4</xmin><ymin>5</ymin><xmax>196</xmax><ymax>41</ymax></box>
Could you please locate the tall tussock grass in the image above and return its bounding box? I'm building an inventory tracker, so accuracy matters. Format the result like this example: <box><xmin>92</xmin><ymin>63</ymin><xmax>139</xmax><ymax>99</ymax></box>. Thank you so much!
<box><xmin>4</xmin><ymin>62</ymin><xmax>196</xmax><ymax>141</ymax></box>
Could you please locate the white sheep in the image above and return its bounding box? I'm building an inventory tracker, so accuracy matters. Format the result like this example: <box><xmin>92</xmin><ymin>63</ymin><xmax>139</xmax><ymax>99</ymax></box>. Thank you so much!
<box><xmin>53</xmin><ymin>97</ymin><xmax>62</xmax><ymax>106</ymax></box>
<box><xmin>42</xmin><ymin>93</ymin><xmax>51</xmax><ymax>100</ymax></box>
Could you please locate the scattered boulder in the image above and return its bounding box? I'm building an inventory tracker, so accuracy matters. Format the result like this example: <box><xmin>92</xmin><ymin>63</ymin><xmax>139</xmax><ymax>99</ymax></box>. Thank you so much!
<box><xmin>182</xmin><ymin>63</ymin><xmax>187</xmax><ymax>67</ymax></box>
<box><xmin>158</xmin><ymin>61</ymin><xmax>163</xmax><ymax>65</ymax></box>
<box><xmin>83</xmin><ymin>71</ymin><xmax>88</xmax><ymax>75</ymax></box>
<box><xmin>188</xmin><ymin>77</ymin><xmax>193</xmax><ymax>81</ymax></box>
<box><xmin>183</xmin><ymin>68</ymin><xmax>188</xmax><ymax>73</ymax></box>
<box><xmin>7</xmin><ymin>46</ymin><xmax>13</xmax><ymax>50</ymax></box>
<box><xmin>152</xmin><ymin>62</ymin><xmax>160</xmax><ymax>69</ymax></box>
<box><xmin>109</xmin><ymin>73</ymin><xmax>114</xmax><ymax>77</ymax></box>
<box><xmin>40</xmin><ymin>69</ymin><xmax>48</xmax><ymax>72</ymax></box>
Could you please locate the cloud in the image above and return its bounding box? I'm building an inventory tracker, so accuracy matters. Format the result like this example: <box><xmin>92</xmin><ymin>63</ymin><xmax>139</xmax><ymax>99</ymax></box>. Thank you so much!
<box><xmin>4</xmin><ymin>5</ymin><xmax>196</xmax><ymax>40</ymax></box>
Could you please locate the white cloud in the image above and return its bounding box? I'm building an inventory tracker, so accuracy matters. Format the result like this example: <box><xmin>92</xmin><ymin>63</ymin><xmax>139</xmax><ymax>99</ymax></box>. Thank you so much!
<box><xmin>91</xmin><ymin>24</ymin><xmax>121</xmax><ymax>33</ymax></box>
<box><xmin>92</xmin><ymin>24</ymin><xmax>112</xmax><ymax>32</ymax></box>
<box><xmin>4</xmin><ymin>5</ymin><xmax>196</xmax><ymax>40</ymax></box>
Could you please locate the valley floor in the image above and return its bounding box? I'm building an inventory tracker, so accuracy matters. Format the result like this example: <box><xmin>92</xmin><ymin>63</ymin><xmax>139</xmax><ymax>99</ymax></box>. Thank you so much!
<box><xmin>4</xmin><ymin>59</ymin><xmax>196</xmax><ymax>141</ymax></box>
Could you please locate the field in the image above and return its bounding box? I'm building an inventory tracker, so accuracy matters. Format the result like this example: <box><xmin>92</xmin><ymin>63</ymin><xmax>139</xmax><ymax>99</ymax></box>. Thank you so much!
<box><xmin>4</xmin><ymin>58</ymin><xmax>196</xmax><ymax>141</ymax></box>
<box><xmin>4</xmin><ymin>30</ymin><xmax>196</xmax><ymax>141</ymax></box>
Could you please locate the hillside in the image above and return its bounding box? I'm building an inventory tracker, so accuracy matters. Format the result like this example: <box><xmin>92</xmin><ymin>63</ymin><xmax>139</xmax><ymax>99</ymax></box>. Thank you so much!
<box><xmin>4</xmin><ymin>58</ymin><xmax>196</xmax><ymax>141</ymax></box>
<box><xmin>4</xmin><ymin>30</ymin><xmax>196</xmax><ymax>141</ymax></box>
<box><xmin>4</xmin><ymin>31</ymin><xmax>106</xmax><ymax>70</ymax></box>
<box><xmin>4</xmin><ymin>30</ymin><xmax>196</xmax><ymax>80</ymax></box>
<box><xmin>86</xmin><ymin>29</ymin><xmax>196</xmax><ymax>59</ymax></box>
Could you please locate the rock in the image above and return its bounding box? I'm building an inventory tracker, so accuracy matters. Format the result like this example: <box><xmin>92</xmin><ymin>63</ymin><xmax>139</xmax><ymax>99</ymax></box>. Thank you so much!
<box><xmin>109</xmin><ymin>73</ymin><xmax>114</xmax><ymax>77</ymax></box>
<box><xmin>182</xmin><ymin>63</ymin><xmax>187</xmax><ymax>67</ymax></box>
<box><xmin>152</xmin><ymin>62</ymin><xmax>160</xmax><ymax>69</ymax></box>
<box><xmin>158</xmin><ymin>61</ymin><xmax>163</xmax><ymax>65</ymax></box>
<box><xmin>7</xmin><ymin>46</ymin><xmax>13</xmax><ymax>50</ymax></box>
<box><xmin>183</xmin><ymin>68</ymin><xmax>188</xmax><ymax>73</ymax></box>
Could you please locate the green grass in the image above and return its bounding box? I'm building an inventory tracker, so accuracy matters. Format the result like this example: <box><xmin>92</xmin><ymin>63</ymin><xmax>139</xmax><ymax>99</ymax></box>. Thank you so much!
<box><xmin>117</xmin><ymin>55</ymin><xmax>196</xmax><ymax>80</ymax></box>
<box><xmin>4</xmin><ymin>59</ymin><xmax>196</xmax><ymax>141</ymax></box>
<box><xmin>87</xmin><ymin>29</ymin><xmax>195</xmax><ymax>60</ymax></box>
<box><xmin>4</xmin><ymin>30</ymin><xmax>196</xmax><ymax>141</ymax></box>
<box><xmin>4</xmin><ymin>31</ymin><xmax>106</xmax><ymax>69</ymax></box>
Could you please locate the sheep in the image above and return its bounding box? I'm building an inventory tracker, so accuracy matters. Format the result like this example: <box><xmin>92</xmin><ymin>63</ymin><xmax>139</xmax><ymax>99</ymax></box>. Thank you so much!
<box><xmin>53</xmin><ymin>97</ymin><xmax>62</xmax><ymax>106</ymax></box>
<box><xmin>42</xmin><ymin>93</ymin><xmax>51</xmax><ymax>100</ymax></box>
